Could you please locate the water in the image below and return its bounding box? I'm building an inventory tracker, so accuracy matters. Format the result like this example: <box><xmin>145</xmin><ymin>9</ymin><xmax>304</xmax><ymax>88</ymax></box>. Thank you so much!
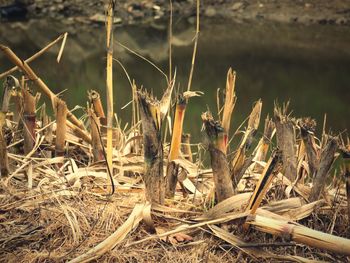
<box><xmin>1</xmin><ymin>18</ymin><xmax>350</xmax><ymax>142</ymax></box>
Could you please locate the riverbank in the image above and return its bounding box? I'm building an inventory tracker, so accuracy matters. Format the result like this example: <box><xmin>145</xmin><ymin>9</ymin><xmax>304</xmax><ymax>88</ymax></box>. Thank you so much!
<box><xmin>1</xmin><ymin>0</ymin><xmax>350</xmax><ymax>26</ymax></box>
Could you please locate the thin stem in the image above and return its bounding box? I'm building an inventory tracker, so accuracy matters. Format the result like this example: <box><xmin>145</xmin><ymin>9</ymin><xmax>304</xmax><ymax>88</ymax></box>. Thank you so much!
<box><xmin>187</xmin><ymin>0</ymin><xmax>200</xmax><ymax>92</ymax></box>
<box><xmin>168</xmin><ymin>0</ymin><xmax>173</xmax><ymax>82</ymax></box>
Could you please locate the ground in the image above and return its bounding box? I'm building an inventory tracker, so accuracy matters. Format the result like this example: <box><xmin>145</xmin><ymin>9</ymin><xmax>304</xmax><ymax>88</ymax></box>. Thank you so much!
<box><xmin>1</xmin><ymin>0</ymin><xmax>350</xmax><ymax>25</ymax></box>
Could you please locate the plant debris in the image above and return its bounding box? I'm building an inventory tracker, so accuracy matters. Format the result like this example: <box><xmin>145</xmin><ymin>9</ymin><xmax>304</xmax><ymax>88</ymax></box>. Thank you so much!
<box><xmin>0</xmin><ymin>6</ymin><xmax>349</xmax><ymax>262</ymax></box>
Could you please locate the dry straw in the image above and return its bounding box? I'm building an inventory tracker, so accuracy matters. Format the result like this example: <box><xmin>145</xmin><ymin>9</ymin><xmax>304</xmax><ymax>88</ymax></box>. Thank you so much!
<box><xmin>0</xmin><ymin>1</ymin><xmax>349</xmax><ymax>261</ymax></box>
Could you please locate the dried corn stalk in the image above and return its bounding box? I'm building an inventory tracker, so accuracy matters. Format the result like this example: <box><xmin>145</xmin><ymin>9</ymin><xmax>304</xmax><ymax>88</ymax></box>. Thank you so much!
<box><xmin>341</xmin><ymin>144</ymin><xmax>350</xmax><ymax>224</ymax></box>
<box><xmin>88</xmin><ymin>90</ymin><xmax>106</xmax><ymax>124</ymax></box>
<box><xmin>181</xmin><ymin>133</ymin><xmax>193</xmax><ymax>162</ymax></box>
<box><xmin>2</xmin><ymin>76</ymin><xmax>18</xmax><ymax>112</ymax></box>
<box><xmin>0</xmin><ymin>112</ymin><xmax>8</xmax><ymax>176</ymax></box>
<box><xmin>55</xmin><ymin>99</ymin><xmax>67</xmax><ymax>159</ymax></box>
<box><xmin>138</xmin><ymin>90</ymin><xmax>165</xmax><ymax>204</ymax></box>
<box><xmin>168</xmin><ymin>95</ymin><xmax>187</xmax><ymax>162</ymax></box>
<box><xmin>0</xmin><ymin>45</ymin><xmax>87</xmax><ymax>139</ymax></box>
<box><xmin>209</xmin><ymin>225</ymin><xmax>312</xmax><ymax>262</ymax></box>
<box><xmin>221</xmin><ymin>68</ymin><xmax>237</xmax><ymax>152</ymax></box>
<box><xmin>106</xmin><ymin>0</ymin><xmax>115</xmax><ymax>171</ymax></box>
<box><xmin>231</xmin><ymin>100</ymin><xmax>262</xmax><ymax>187</ymax></box>
<box><xmin>309</xmin><ymin>135</ymin><xmax>338</xmax><ymax>202</ymax></box>
<box><xmin>274</xmin><ymin>103</ymin><xmax>297</xmax><ymax>182</ymax></box>
<box><xmin>247</xmin><ymin>214</ymin><xmax>350</xmax><ymax>256</ymax></box>
<box><xmin>202</xmin><ymin>111</ymin><xmax>234</xmax><ymax>202</ymax></box>
<box><xmin>22</xmin><ymin>88</ymin><xmax>36</xmax><ymax>155</ymax></box>
<box><xmin>166</xmin><ymin>94</ymin><xmax>187</xmax><ymax>197</ymax></box>
<box><xmin>299</xmin><ymin>118</ymin><xmax>318</xmax><ymax>177</ymax></box>
<box><xmin>89</xmin><ymin>108</ymin><xmax>104</xmax><ymax>162</ymax></box>
<box><xmin>0</xmin><ymin>33</ymin><xmax>67</xmax><ymax>80</ymax></box>
<box><xmin>12</xmin><ymin>90</ymin><xmax>23</xmax><ymax>124</ymax></box>
<box><xmin>254</xmin><ymin>116</ymin><xmax>275</xmax><ymax>162</ymax></box>
<box><xmin>245</xmin><ymin>151</ymin><xmax>281</xmax><ymax>218</ymax></box>
<box><xmin>0</xmin><ymin>76</ymin><xmax>15</xmax><ymax>175</ymax></box>
<box><xmin>66</xmin><ymin>120</ymin><xmax>91</xmax><ymax>144</ymax></box>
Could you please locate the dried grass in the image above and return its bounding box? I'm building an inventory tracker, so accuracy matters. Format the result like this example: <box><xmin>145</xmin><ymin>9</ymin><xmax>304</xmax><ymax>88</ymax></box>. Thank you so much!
<box><xmin>0</xmin><ymin>124</ymin><xmax>349</xmax><ymax>262</ymax></box>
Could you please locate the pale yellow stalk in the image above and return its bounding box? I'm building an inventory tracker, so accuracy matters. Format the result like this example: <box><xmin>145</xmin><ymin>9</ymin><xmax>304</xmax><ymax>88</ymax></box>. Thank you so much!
<box><xmin>106</xmin><ymin>0</ymin><xmax>115</xmax><ymax>171</ymax></box>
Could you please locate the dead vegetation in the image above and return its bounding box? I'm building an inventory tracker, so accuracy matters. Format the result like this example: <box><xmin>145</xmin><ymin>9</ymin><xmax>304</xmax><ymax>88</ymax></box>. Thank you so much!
<box><xmin>0</xmin><ymin>1</ymin><xmax>350</xmax><ymax>262</ymax></box>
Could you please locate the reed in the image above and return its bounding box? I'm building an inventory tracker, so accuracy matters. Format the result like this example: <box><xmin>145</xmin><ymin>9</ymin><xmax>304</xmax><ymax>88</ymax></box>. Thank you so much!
<box><xmin>105</xmin><ymin>0</ymin><xmax>115</xmax><ymax>173</ymax></box>
<box><xmin>187</xmin><ymin>0</ymin><xmax>200</xmax><ymax>92</ymax></box>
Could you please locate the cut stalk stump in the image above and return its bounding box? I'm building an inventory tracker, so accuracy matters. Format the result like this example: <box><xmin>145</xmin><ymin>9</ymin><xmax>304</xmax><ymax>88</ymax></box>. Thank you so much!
<box><xmin>138</xmin><ymin>90</ymin><xmax>165</xmax><ymax>204</ymax></box>
<box><xmin>202</xmin><ymin>111</ymin><xmax>234</xmax><ymax>203</ymax></box>
<box><xmin>22</xmin><ymin>88</ymin><xmax>37</xmax><ymax>155</ymax></box>
<box><xmin>274</xmin><ymin>103</ymin><xmax>297</xmax><ymax>182</ymax></box>
<box><xmin>55</xmin><ymin>99</ymin><xmax>67</xmax><ymax>163</ymax></box>
<box><xmin>166</xmin><ymin>94</ymin><xmax>187</xmax><ymax>198</ymax></box>
<box><xmin>309</xmin><ymin>135</ymin><xmax>338</xmax><ymax>202</ymax></box>
<box><xmin>341</xmin><ymin>146</ymin><xmax>350</xmax><ymax>225</ymax></box>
